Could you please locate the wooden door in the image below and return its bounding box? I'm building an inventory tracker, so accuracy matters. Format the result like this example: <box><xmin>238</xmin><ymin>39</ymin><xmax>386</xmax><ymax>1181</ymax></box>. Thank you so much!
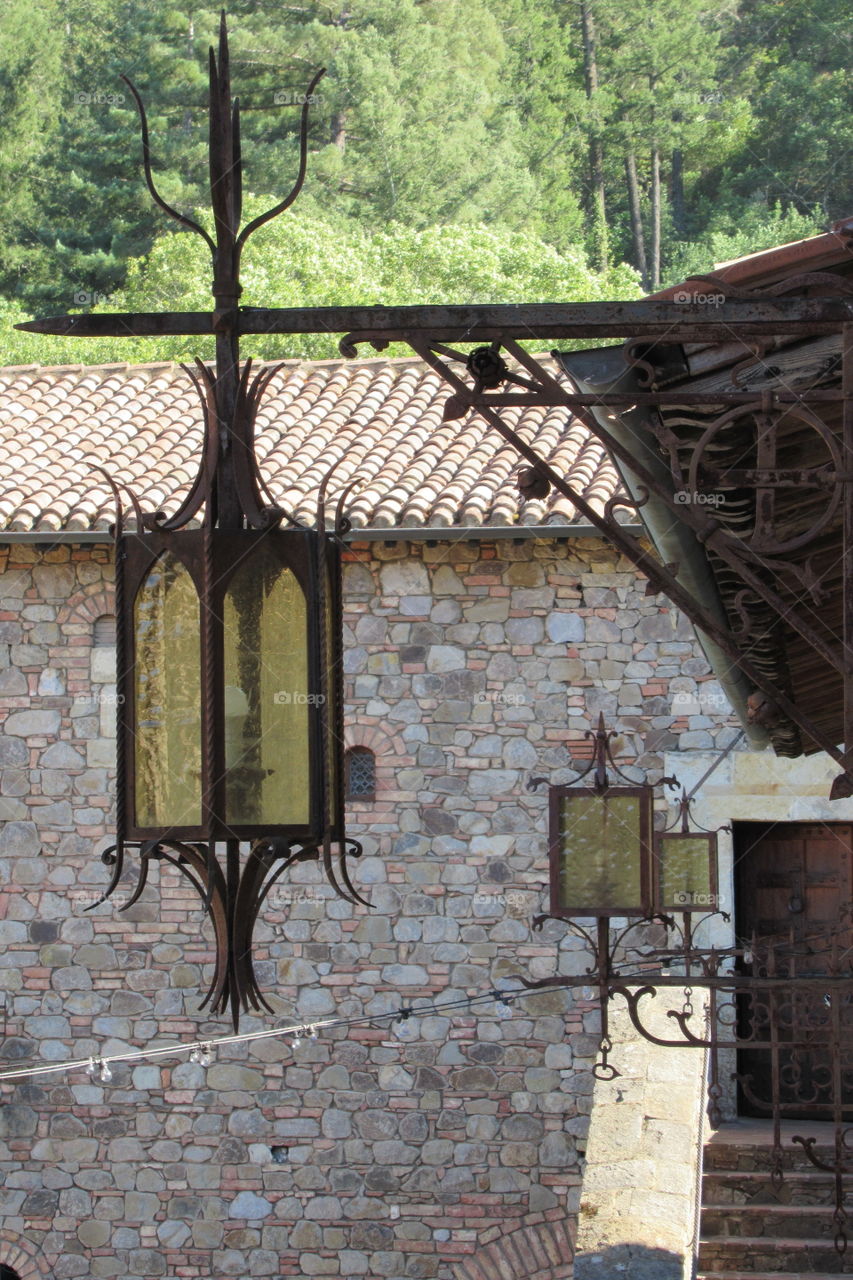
<box><xmin>734</xmin><ymin>821</ymin><xmax>853</xmax><ymax>1118</ymax></box>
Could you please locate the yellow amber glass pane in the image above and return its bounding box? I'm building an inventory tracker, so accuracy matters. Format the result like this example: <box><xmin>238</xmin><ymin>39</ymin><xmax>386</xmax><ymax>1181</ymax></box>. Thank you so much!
<box><xmin>134</xmin><ymin>552</ymin><xmax>202</xmax><ymax>828</ymax></box>
<box><xmin>324</xmin><ymin>557</ymin><xmax>336</xmax><ymax>827</ymax></box>
<box><xmin>659</xmin><ymin>836</ymin><xmax>713</xmax><ymax>908</ymax></box>
<box><xmin>223</xmin><ymin>548</ymin><xmax>310</xmax><ymax>826</ymax></box>
<box><xmin>558</xmin><ymin>793</ymin><xmax>643</xmax><ymax>911</ymax></box>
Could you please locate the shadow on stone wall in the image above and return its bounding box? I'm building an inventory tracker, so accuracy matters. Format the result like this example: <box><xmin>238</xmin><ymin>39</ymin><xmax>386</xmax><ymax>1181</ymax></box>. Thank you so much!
<box><xmin>574</xmin><ymin>1243</ymin><xmax>685</xmax><ymax>1280</ymax></box>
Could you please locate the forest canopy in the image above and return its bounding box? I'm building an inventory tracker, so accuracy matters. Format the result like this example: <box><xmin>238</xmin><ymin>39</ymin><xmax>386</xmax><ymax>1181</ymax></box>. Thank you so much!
<box><xmin>0</xmin><ymin>0</ymin><xmax>848</xmax><ymax>364</ymax></box>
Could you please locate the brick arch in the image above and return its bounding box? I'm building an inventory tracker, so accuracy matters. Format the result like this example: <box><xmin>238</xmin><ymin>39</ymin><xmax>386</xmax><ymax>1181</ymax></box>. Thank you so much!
<box><xmin>345</xmin><ymin>723</ymin><xmax>406</xmax><ymax>756</ymax></box>
<box><xmin>0</xmin><ymin>1231</ymin><xmax>51</xmax><ymax>1278</ymax></box>
<box><xmin>344</xmin><ymin>723</ymin><xmax>414</xmax><ymax>785</ymax></box>
<box><xmin>451</xmin><ymin>1219</ymin><xmax>574</xmax><ymax>1280</ymax></box>
<box><xmin>56</xmin><ymin>586</ymin><xmax>116</xmax><ymax>633</ymax></box>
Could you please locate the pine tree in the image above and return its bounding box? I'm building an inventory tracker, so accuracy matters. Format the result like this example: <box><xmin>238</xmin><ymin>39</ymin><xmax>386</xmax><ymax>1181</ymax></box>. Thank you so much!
<box><xmin>28</xmin><ymin>0</ymin><xmax>546</xmax><ymax>309</ymax></box>
<box><xmin>720</xmin><ymin>0</ymin><xmax>851</xmax><ymax>220</ymax></box>
<box><xmin>598</xmin><ymin>0</ymin><xmax>747</xmax><ymax>286</ymax></box>
<box><xmin>0</xmin><ymin>0</ymin><xmax>65</xmax><ymax>296</ymax></box>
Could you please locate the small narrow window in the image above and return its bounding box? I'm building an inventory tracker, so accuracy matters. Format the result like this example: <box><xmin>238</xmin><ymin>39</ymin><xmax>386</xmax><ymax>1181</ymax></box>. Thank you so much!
<box><xmin>90</xmin><ymin>613</ymin><xmax>118</xmax><ymax>684</ymax></box>
<box><xmin>345</xmin><ymin>746</ymin><xmax>376</xmax><ymax>801</ymax></box>
<box><xmin>94</xmin><ymin>614</ymin><xmax>116</xmax><ymax>646</ymax></box>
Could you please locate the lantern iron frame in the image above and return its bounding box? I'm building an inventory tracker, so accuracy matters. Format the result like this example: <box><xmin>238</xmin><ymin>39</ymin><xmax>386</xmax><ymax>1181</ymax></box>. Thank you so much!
<box><xmin>73</xmin><ymin>19</ymin><xmax>367</xmax><ymax>1030</ymax></box>
<box><xmin>543</xmin><ymin>714</ymin><xmax>671</xmax><ymax>919</ymax></box>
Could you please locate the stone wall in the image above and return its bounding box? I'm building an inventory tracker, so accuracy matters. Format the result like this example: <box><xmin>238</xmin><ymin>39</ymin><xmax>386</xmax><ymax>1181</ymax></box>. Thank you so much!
<box><xmin>0</xmin><ymin>535</ymin><xmax>742</xmax><ymax>1280</ymax></box>
<box><xmin>573</xmin><ymin>994</ymin><xmax>709</xmax><ymax>1280</ymax></box>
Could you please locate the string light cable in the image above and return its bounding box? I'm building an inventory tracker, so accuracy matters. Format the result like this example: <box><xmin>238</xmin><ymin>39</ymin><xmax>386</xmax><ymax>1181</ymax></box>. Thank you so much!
<box><xmin>0</xmin><ymin>986</ymin><xmax>528</xmax><ymax>1086</ymax></box>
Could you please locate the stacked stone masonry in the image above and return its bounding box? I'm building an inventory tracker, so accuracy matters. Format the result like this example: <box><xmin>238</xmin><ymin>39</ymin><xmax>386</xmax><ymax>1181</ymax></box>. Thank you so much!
<box><xmin>0</xmin><ymin>536</ymin><xmax>741</xmax><ymax>1280</ymax></box>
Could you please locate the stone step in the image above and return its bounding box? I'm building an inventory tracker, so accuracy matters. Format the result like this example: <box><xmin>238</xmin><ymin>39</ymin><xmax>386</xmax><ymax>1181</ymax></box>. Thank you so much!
<box><xmin>698</xmin><ymin>1238</ymin><xmax>853</xmax><ymax>1274</ymax></box>
<box><xmin>704</xmin><ymin>1144</ymin><xmax>839</xmax><ymax>1174</ymax></box>
<box><xmin>703</xmin><ymin>1170</ymin><xmax>841</xmax><ymax>1207</ymax></box>
<box><xmin>703</xmin><ymin>1204</ymin><xmax>845</xmax><ymax>1238</ymax></box>
<box><xmin>697</xmin><ymin>1272</ymin><xmax>853</xmax><ymax>1279</ymax></box>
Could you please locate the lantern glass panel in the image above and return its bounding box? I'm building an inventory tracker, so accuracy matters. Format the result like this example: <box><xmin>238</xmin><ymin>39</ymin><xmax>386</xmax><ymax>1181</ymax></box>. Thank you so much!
<box><xmin>223</xmin><ymin>546</ymin><xmax>310</xmax><ymax>826</ymax></box>
<box><xmin>323</xmin><ymin>558</ymin><xmax>336</xmax><ymax>826</ymax></box>
<box><xmin>133</xmin><ymin>551</ymin><xmax>202</xmax><ymax>828</ymax></box>
<box><xmin>555</xmin><ymin>789</ymin><xmax>651</xmax><ymax>914</ymax></box>
<box><xmin>656</xmin><ymin>833</ymin><xmax>717</xmax><ymax>912</ymax></box>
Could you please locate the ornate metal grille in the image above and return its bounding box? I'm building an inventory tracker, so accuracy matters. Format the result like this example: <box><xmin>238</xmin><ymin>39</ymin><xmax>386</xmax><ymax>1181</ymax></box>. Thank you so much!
<box><xmin>346</xmin><ymin>747</ymin><xmax>376</xmax><ymax>800</ymax></box>
<box><xmin>518</xmin><ymin>911</ymin><xmax>853</xmax><ymax>1253</ymax></box>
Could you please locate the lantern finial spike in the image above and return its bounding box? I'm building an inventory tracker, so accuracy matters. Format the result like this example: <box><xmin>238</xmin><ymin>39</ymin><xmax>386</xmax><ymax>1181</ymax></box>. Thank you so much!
<box><xmin>679</xmin><ymin>786</ymin><xmax>691</xmax><ymax>833</ymax></box>
<box><xmin>593</xmin><ymin>713</ymin><xmax>610</xmax><ymax>791</ymax></box>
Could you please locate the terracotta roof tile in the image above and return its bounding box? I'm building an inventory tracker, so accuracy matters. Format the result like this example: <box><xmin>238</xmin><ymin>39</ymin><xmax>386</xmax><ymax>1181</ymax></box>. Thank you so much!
<box><xmin>0</xmin><ymin>355</ymin><xmax>622</xmax><ymax>533</ymax></box>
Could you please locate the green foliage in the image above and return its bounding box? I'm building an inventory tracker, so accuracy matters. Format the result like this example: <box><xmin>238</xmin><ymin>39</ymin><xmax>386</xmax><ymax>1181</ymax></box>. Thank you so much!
<box><xmin>484</xmin><ymin>0</ymin><xmax>589</xmax><ymax>250</ymax></box>
<box><xmin>0</xmin><ymin>0</ymin><xmax>847</xmax><ymax>332</ymax></box>
<box><xmin>718</xmin><ymin>0</ymin><xmax>852</xmax><ymax>219</ymax></box>
<box><xmin>664</xmin><ymin>203</ymin><xmax>826</xmax><ymax>284</ymax></box>
<box><xmin>0</xmin><ymin>0</ymin><xmax>65</xmax><ymax>291</ymax></box>
<box><xmin>2</xmin><ymin>207</ymin><xmax>640</xmax><ymax>366</ymax></box>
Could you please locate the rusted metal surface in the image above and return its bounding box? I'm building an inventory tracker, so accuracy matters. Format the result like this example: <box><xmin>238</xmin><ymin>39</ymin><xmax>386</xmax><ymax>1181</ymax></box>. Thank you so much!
<box><xmin>520</xmin><ymin>911</ymin><xmax>853</xmax><ymax>1253</ymax></box>
<box><xmin>396</xmin><ymin>331</ymin><xmax>853</xmax><ymax>780</ymax></box>
<box><xmin>842</xmin><ymin>326</ymin><xmax>853</xmax><ymax>799</ymax></box>
<box><xmin>74</xmin><ymin>18</ymin><xmax>366</xmax><ymax>1030</ymax></box>
<box><xmin>523</xmin><ymin>737</ymin><xmax>853</xmax><ymax>1255</ymax></box>
<box><xmin>312</xmin><ymin>286</ymin><xmax>853</xmax><ymax>788</ymax></box>
<box><xmin>17</xmin><ymin>297</ymin><xmax>853</xmax><ymax>341</ymax></box>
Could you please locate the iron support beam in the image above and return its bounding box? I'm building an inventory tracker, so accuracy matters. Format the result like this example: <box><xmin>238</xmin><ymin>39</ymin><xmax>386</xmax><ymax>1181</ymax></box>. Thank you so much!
<box><xmin>844</xmin><ymin>324</ymin><xmax>853</xmax><ymax>774</ymax></box>
<box><xmin>510</xmin><ymin>339</ymin><xmax>849</xmax><ymax>680</ymax></box>
<box><xmin>407</xmin><ymin>336</ymin><xmax>851</xmax><ymax>773</ymax></box>
<box><xmin>16</xmin><ymin>297</ymin><xmax>853</xmax><ymax>341</ymax></box>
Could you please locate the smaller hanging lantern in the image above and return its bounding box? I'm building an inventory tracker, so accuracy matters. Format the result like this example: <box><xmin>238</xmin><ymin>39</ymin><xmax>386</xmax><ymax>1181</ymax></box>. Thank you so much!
<box><xmin>654</xmin><ymin>788</ymin><xmax>719</xmax><ymax>914</ymax></box>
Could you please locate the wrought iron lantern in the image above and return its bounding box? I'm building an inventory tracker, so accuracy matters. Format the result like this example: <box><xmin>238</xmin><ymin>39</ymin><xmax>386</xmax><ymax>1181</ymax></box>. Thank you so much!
<box><xmin>120</xmin><ymin>524</ymin><xmax>342</xmax><ymax>846</ymax></box>
<box><xmin>547</xmin><ymin>715</ymin><xmax>658</xmax><ymax>918</ymax></box>
<box><xmin>653</xmin><ymin>789</ymin><xmax>719</xmax><ymax>915</ymax></box>
<box><xmin>61</xmin><ymin>18</ymin><xmax>368</xmax><ymax>1028</ymax></box>
<box><xmin>528</xmin><ymin>724</ymin><xmax>853</xmax><ymax>1255</ymax></box>
<box><xmin>15</xmin><ymin>11</ymin><xmax>853</xmax><ymax>1244</ymax></box>
<box><xmin>544</xmin><ymin>716</ymin><xmax>723</xmax><ymax>921</ymax></box>
<box><xmin>528</xmin><ymin>717</ymin><xmax>720</xmax><ymax>1084</ymax></box>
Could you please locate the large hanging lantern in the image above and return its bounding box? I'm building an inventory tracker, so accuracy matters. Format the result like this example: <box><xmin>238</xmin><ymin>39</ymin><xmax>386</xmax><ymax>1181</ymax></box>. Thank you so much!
<box><xmin>121</xmin><ymin>527</ymin><xmax>342</xmax><ymax>844</ymax></box>
<box><xmin>49</xmin><ymin>19</ymin><xmax>368</xmax><ymax>1029</ymax></box>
